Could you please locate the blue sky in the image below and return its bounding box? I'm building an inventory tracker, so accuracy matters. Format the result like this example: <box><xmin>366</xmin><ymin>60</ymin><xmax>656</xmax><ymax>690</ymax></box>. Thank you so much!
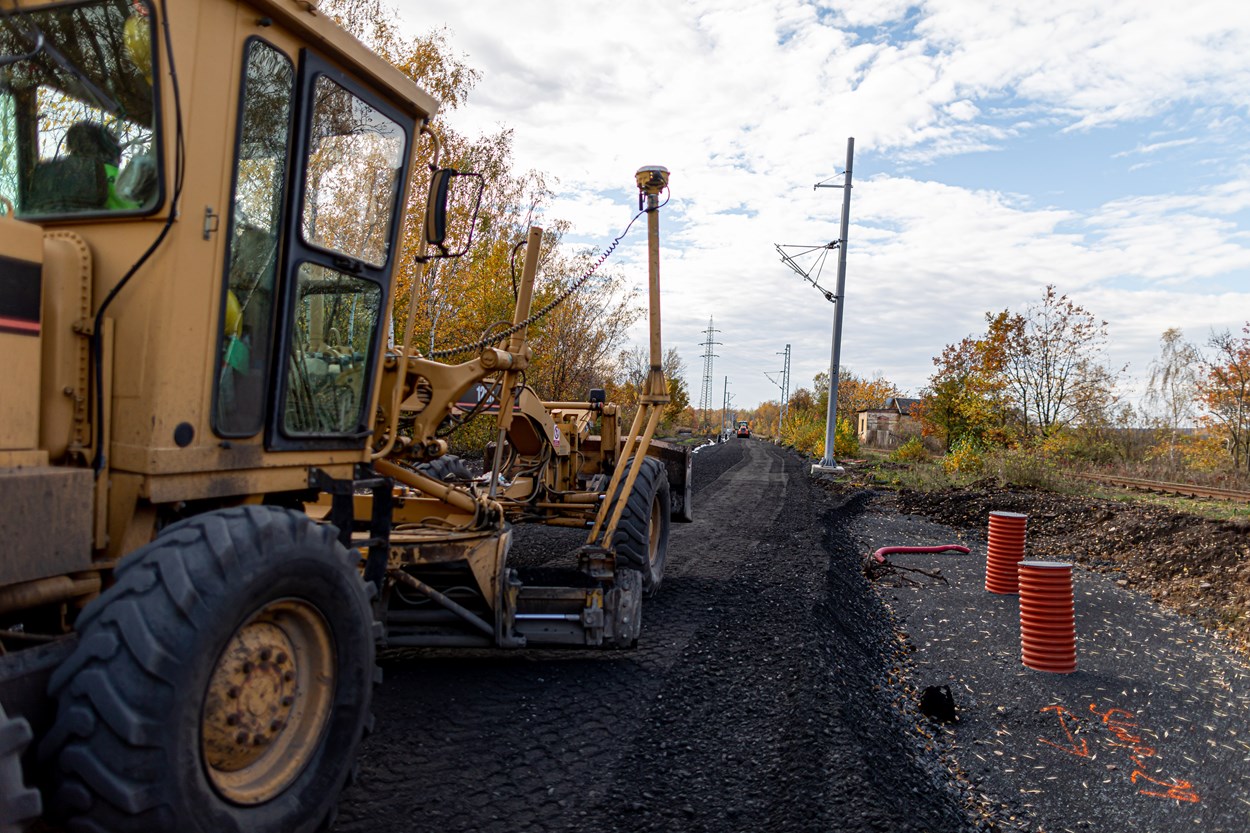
<box><xmin>408</xmin><ymin>0</ymin><xmax>1250</xmax><ymax>411</ymax></box>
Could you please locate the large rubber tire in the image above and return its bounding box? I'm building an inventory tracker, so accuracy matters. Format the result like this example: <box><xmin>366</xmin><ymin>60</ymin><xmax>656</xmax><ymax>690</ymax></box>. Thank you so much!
<box><xmin>0</xmin><ymin>702</ymin><xmax>40</xmax><ymax>833</ymax></box>
<box><xmin>609</xmin><ymin>457</ymin><xmax>671</xmax><ymax>596</ymax></box>
<box><xmin>40</xmin><ymin>506</ymin><xmax>375</xmax><ymax>833</ymax></box>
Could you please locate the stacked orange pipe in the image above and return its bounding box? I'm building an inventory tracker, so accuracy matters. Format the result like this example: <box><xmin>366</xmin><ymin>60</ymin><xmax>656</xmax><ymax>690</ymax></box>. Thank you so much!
<box><xmin>985</xmin><ymin>511</ymin><xmax>1027</xmax><ymax>594</ymax></box>
<box><xmin>1018</xmin><ymin>560</ymin><xmax>1077</xmax><ymax>674</ymax></box>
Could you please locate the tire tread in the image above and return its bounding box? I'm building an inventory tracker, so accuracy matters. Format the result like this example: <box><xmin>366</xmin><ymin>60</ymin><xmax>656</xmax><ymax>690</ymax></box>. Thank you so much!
<box><xmin>40</xmin><ymin>506</ymin><xmax>376</xmax><ymax>833</ymax></box>
<box><xmin>609</xmin><ymin>457</ymin><xmax>671</xmax><ymax>594</ymax></box>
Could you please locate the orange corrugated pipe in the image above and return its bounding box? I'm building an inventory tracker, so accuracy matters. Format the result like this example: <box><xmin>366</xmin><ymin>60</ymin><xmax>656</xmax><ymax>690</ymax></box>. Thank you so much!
<box><xmin>1018</xmin><ymin>560</ymin><xmax>1077</xmax><ymax>674</ymax></box>
<box><xmin>985</xmin><ymin>511</ymin><xmax>1027</xmax><ymax>594</ymax></box>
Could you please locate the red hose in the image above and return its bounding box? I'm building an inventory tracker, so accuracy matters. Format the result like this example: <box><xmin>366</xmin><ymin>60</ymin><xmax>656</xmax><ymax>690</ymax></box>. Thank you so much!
<box><xmin>871</xmin><ymin>545</ymin><xmax>970</xmax><ymax>564</ymax></box>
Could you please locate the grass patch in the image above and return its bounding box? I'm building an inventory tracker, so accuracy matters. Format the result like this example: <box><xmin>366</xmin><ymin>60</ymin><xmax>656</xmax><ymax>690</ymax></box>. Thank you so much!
<box><xmin>842</xmin><ymin>446</ymin><xmax>1250</xmax><ymax>521</ymax></box>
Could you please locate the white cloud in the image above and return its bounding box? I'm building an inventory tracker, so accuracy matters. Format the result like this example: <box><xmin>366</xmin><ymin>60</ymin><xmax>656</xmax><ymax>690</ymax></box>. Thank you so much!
<box><xmin>1113</xmin><ymin>138</ymin><xmax>1199</xmax><ymax>158</ymax></box>
<box><xmin>397</xmin><ymin>0</ymin><xmax>1250</xmax><ymax>407</ymax></box>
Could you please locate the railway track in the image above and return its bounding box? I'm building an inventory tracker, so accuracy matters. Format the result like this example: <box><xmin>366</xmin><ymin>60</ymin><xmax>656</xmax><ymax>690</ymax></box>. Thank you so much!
<box><xmin>1074</xmin><ymin>472</ymin><xmax>1250</xmax><ymax>503</ymax></box>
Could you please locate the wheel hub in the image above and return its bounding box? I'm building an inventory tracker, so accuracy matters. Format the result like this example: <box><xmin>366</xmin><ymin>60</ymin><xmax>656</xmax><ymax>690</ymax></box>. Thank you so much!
<box><xmin>202</xmin><ymin>599</ymin><xmax>335</xmax><ymax>805</ymax></box>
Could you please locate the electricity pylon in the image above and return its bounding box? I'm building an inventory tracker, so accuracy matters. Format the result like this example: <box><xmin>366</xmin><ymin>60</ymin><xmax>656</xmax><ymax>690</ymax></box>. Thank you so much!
<box><xmin>697</xmin><ymin>317</ymin><xmax>721</xmax><ymax>431</ymax></box>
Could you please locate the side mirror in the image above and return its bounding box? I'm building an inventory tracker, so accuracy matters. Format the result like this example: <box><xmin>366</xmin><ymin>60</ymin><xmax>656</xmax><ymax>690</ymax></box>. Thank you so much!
<box><xmin>425</xmin><ymin>167</ymin><xmax>454</xmax><ymax>248</ymax></box>
<box><xmin>424</xmin><ymin>167</ymin><xmax>484</xmax><ymax>258</ymax></box>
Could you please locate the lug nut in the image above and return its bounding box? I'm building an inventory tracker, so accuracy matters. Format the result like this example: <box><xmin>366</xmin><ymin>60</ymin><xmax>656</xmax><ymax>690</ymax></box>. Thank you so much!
<box><xmin>242</xmin><ymin>661</ymin><xmax>254</xmax><ymax>674</ymax></box>
<box><xmin>253</xmin><ymin>734</ymin><xmax>270</xmax><ymax>746</ymax></box>
<box><xmin>259</xmin><ymin>648</ymin><xmax>272</xmax><ymax>661</ymax></box>
<box><xmin>235</xmin><ymin>731</ymin><xmax>249</xmax><ymax>744</ymax></box>
<box><xmin>281</xmin><ymin>695</ymin><xmax>295</xmax><ymax>707</ymax></box>
<box><xmin>226</xmin><ymin>714</ymin><xmax>239</xmax><ymax>726</ymax></box>
<box><xmin>283</xmin><ymin>670</ymin><xmax>295</xmax><ymax>683</ymax></box>
<box><xmin>270</xmin><ymin>719</ymin><xmax>284</xmax><ymax>733</ymax></box>
<box><xmin>227</xmin><ymin>686</ymin><xmax>242</xmax><ymax>699</ymax></box>
<box><xmin>276</xmin><ymin>652</ymin><xmax>288</xmax><ymax>664</ymax></box>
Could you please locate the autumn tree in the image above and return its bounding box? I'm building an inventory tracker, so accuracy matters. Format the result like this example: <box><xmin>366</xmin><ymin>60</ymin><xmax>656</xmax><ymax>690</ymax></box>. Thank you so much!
<box><xmin>914</xmin><ymin>325</ymin><xmax>1011</xmax><ymax>450</ymax></box>
<box><xmin>750</xmin><ymin>401</ymin><xmax>781</xmax><ymax>438</ymax></box>
<box><xmin>839</xmin><ymin>369</ymin><xmax>903</xmax><ymax>422</ymax></box>
<box><xmin>809</xmin><ymin>368</ymin><xmax>899</xmax><ymax>426</ymax></box>
<box><xmin>776</xmin><ymin>376</ymin><xmax>858</xmax><ymax>457</ymax></box>
<box><xmin>324</xmin><ymin>0</ymin><xmax>647</xmax><ymax>406</ymax></box>
<box><xmin>1198</xmin><ymin>324</ymin><xmax>1250</xmax><ymax>472</ymax></box>
<box><xmin>610</xmin><ymin>347</ymin><xmax>690</xmax><ymax>429</ymax></box>
<box><xmin>995</xmin><ymin>286</ymin><xmax>1117</xmax><ymax>438</ymax></box>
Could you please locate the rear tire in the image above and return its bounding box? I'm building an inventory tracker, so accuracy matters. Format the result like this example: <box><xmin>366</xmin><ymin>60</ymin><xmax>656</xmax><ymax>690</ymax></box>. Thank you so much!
<box><xmin>40</xmin><ymin>506</ymin><xmax>374</xmax><ymax>833</ymax></box>
<box><xmin>0</xmin><ymin>702</ymin><xmax>40</xmax><ymax>833</ymax></box>
<box><xmin>609</xmin><ymin>458</ymin><xmax>670</xmax><ymax>596</ymax></box>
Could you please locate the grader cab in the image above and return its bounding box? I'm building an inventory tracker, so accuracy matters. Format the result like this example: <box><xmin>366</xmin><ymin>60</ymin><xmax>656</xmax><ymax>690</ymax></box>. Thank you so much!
<box><xmin>0</xmin><ymin>1</ymin><xmax>688</xmax><ymax>831</ymax></box>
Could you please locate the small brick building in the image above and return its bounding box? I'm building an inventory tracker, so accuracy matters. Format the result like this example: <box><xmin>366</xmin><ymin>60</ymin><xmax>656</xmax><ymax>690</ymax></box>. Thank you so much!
<box><xmin>857</xmin><ymin>397</ymin><xmax>920</xmax><ymax>449</ymax></box>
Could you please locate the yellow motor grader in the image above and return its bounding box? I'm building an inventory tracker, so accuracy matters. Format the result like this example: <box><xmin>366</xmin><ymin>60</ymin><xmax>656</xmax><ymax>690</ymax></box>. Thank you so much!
<box><xmin>0</xmin><ymin>1</ymin><xmax>689</xmax><ymax>831</ymax></box>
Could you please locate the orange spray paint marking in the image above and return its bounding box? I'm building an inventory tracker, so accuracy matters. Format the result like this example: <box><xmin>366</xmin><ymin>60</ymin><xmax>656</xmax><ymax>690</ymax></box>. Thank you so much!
<box><xmin>1038</xmin><ymin>704</ymin><xmax>1089</xmax><ymax>758</ymax></box>
<box><xmin>1088</xmin><ymin>703</ymin><xmax>1201</xmax><ymax>804</ymax></box>
<box><xmin>1132</xmin><ymin>772</ymin><xmax>1201</xmax><ymax>803</ymax></box>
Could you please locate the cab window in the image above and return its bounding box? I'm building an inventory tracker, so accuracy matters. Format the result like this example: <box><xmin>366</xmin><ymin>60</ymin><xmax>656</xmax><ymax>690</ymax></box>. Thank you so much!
<box><xmin>300</xmin><ymin>75</ymin><xmax>404</xmax><ymax>267</ymax></box>
<box><xmin>282</xmin><ymin>263</ymin><xmax>380</xmax><ymax>436</ymax></box>
<box><xmin>0</xmin><ymin>0</ymin><xmax>159</xmax><ymax>216</ymax></box>
<box><xmin>214</xmin><ymin>39</ymin><xmax>295</xmax><ymax>437</ymax></box>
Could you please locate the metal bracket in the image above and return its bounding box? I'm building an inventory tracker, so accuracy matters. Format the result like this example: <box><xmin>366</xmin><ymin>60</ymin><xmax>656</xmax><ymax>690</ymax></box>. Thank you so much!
<box><xmin>577</xmin><ymin>544</ymin><xmax>615</xmax><ymax>581</ymax></box>
<box><xmin>202</xmin><ymin>206</ymin><xmax>219</xmax><ymax>240</ymax></box>
<box><xmin>308</xmin><ymin>466</ymin><xmax>393</xmax><ymax>588</ymax></box>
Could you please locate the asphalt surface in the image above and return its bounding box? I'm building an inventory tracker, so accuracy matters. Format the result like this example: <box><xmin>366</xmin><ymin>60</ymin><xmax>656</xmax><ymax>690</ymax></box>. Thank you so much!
<box><xmin>849</xmin><ymin>491</ymin><xmax>1250</xmax><ymax>832</ymax></box>
<box><xmin>332</xmin><ymin>440</ymin><xmax>1250</xmax><ymax>832</ymax></box>
<box><xmin>334</xmin><ymin>439</ymin><xmax>977</xmax><ymax>833</ymax></box>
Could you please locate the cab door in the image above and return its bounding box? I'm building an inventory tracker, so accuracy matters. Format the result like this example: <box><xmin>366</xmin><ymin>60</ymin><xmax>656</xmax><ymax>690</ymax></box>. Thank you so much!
<box><xmin>266</xmin><ymin>52</ymin><xmax>415</xmax><ymax>451</ymax></box>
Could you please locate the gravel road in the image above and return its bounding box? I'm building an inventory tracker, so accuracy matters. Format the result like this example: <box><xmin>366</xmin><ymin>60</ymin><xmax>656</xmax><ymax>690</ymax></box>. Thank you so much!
<box><xmin>334</xmin><ymin>439</ymin><xmax>980</xmax><ymax>833</ymax></box>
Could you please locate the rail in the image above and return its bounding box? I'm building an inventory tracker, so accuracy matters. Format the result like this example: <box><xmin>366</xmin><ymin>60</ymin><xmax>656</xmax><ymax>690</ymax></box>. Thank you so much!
<box><xmin>1073</xmin><ymin>472</ymin><xmax>1250</xmax><ymax>504</ymax></box>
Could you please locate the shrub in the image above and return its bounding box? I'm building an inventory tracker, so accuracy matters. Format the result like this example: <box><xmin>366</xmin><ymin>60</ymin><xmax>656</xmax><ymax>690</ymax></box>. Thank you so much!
<box><xmin>985</xmin><ymin>446</ymin><xmax>1064</xmax><ymax>490</ymax></box>
<box><xmin>1182</xmin><ymin>434</ymin><xmax>1231</xmax><ymax>472</ymax></box>
<box><xmin>780</xmin><ymin>410</ymin><xmax>825</xmax><ymax>458</ymax></box>
<box><xmin>890</xmin><ymin>437</ymin><xmax>929</xmax><ymax>463</ymax></box>
<box><xmin>1039</xmin><ymin>428</ymin><xmax>1118</xmax><ymax>465</ymax></box>
<box><xmin>941</xmin><ymin>436</ymin><xmax>984</xmax><ymax>476</ymax></box>
<box><xmin>834</xmin><ymin>416</ymin><xmax>859</xmax><ymax>457</ymax></box>
<box><xmin>446</xmin><ymin>416</ymin><xmax>496</xmax><ymax>460</ymax></box>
